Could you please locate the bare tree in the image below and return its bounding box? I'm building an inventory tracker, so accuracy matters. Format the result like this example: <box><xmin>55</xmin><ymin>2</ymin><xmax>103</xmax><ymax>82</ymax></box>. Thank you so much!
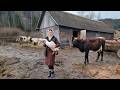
<box><xmin>77</xmin><ymin>11</ymin><xmax>85</xmax><ymax>16</ymax></box>
<box><xmin>0</xmin><ymin>11</ymin><xmax>44</xmax><ymax>30</ymax></box>
<box><xmin>97</xmin><ymin>11</ymin><xmax>101</xmax><ymax>20</ymax></box>
<box><xmin>89</xmin><ymin>11</ymin><xmax>95</xmax><ymax>20</ymax></box>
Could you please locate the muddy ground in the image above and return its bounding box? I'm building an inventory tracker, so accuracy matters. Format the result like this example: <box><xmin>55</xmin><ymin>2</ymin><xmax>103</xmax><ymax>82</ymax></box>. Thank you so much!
<box><xmin>0</xmin><ymin>43</ymin><xmax>120</xmax><ymax>79</ymax></box>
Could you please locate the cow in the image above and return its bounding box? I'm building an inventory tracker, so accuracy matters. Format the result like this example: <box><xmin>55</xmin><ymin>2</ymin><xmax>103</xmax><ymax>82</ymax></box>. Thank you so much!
<box><xmin>72</xmin><ymin>37</ymin><xmax>105</xmax><ymax>65</ymax></box>
<box><xmin>16</xmin><ymin>36</ymin><xmax>32</xmax><ymax>44</ymax></box>
<box><xmin>29</xmin><ymin>38</ymin><xmax>41</xmax><ymax>45</ymax></box>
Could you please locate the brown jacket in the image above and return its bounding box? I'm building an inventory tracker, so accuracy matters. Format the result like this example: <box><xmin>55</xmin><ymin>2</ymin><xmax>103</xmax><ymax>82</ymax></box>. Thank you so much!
<box><xmin>43</xmin><ymin>36</ymin><xmax>60</xmax><ymax>66</ymax></box>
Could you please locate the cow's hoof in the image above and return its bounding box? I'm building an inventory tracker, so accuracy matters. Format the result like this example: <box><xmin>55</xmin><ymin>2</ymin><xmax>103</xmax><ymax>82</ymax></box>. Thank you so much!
<box><xmin>84</xmin><ymin>63</ymin><xmax>87</xmax><ymax>66</ymax></box>
<box><xmin>101</xmin><ymin>60</ymin><xmax>103</xmax><ymax>62</ymax></box>
<box><xmin>96</xmin><ymin>60</ymin><xmax>98</xmax><ymax>62</ymax></box>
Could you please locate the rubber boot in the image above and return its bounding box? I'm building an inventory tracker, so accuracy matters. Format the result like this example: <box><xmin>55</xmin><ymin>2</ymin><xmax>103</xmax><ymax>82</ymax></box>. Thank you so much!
<box><xmin>51</xmin><ymin>71</ymin><xmax>55</xmax><ymax>78</ymax></box>
<box><xmin>48</xmin><ymin>71</ymin><xmax>51</xmax><ymax>78</ymax></box>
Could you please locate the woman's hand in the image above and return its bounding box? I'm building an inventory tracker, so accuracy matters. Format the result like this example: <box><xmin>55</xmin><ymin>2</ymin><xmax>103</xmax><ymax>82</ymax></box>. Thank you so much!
<box><xmin>43</xmin><ymin>43</ymin><xmax>46</xmax><ymax>47</ymax></box>
<box><xmin>55</xmin><ymin>51</ymin><xmax>58</xmax><ymax>55</ymax></box>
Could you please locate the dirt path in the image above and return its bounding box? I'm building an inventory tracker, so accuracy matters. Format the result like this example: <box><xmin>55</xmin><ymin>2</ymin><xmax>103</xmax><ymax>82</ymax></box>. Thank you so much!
<box><xmin>0</xmin><ymin>43</ymin><xmax>120</xmax><ymax>79</ymax></box>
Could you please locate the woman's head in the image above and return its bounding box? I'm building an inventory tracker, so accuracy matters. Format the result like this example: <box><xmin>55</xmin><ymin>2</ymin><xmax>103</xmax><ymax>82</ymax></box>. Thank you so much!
<box><xmin>47</xmin><ymin>29</ymin><xmax>54</xmax><ymax>37</ymax></box>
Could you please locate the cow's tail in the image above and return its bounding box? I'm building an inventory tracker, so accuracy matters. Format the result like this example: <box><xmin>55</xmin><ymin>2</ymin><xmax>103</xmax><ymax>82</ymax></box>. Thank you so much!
<box><xmin>98</xmin><ymin>38</ymin><xmax>105</xmax><ymax>52</ymax></box>
<box><xmin>101</xmin><ymin>39</ymin><xmax>105</xmax><ymax>52</ymax></box>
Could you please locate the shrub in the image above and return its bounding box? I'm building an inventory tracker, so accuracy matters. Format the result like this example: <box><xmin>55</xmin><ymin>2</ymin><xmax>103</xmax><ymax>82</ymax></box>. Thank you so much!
<box><xmin>0</xmin><ymin>27</ymin><xmax>24</xmax><ymax>37</ymax></box>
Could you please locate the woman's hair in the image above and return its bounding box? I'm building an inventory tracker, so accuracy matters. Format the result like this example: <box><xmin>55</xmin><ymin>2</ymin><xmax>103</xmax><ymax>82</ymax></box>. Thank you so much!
<box><xmin>48</xmin><ymin>29</ymin><xmax>53</xmax><ymax>32</ymax></box>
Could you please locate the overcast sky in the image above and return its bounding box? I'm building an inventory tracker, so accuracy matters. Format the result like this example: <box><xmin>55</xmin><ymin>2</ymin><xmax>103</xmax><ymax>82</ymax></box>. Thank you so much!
<box><xmin>65</xmin><ymin>11</ymin><xmax>120</xmax><ymax>19</ymax></box>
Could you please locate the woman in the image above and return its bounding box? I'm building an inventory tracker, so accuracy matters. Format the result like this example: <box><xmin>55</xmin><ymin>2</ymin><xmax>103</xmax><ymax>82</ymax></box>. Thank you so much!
<box><xmin>43</xmin><ymin>29</ymin><xmax>60</xmax><ymax>78</ymax></box>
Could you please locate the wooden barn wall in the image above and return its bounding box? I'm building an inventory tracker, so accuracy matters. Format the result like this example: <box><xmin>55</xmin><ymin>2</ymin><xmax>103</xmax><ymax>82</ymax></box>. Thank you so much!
<box><xmin>40</xmin><ymin>12</ymin><xmax>56</xmax><ymax>29</ymax></box>
<box><xmin>100</xmin><ymin>33</ymin><xmax>113</xmax><ymax>39</ymax></box>
<box><xmin>86</xmin><ymin>31</ymin><xmax>113</xmax><ymax>39</ymax></box>
<box><xmin>86</xmin><ymin>31</ymin><xmax>99</xmax><ymax>39</ymax></box>
<box><xmin>59</xmin><ymin>27</ymin><xmax>73</xmax><ymax>47</ymax></box>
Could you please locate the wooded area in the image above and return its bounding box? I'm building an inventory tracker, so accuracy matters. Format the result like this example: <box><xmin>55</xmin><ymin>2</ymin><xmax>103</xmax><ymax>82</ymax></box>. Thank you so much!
<box><xmin>0</xmin><ymin>11</ymin><xmax>42</xmax><ymax>31</ymax></box>
<box><xmin>99</xmin><ymin>19</ymin><xmax>120</xmax><ymax>29</ymax></box>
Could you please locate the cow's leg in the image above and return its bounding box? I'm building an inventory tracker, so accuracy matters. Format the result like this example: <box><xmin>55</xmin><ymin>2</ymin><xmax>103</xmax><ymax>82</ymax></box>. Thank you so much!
<box><xmin>84</xmin><ymin>52</ymin><xmax>87</xmax><ymax>65</ymax></box>
<box><xmin>85</xmin><ymin>50</ymin><xmax>89</xmax><ymax>64</ymax></box>
<box><xmin>100</xmin><ymin>51</ymin><xmax>103</xmax><ymax>61</ymax></box>
<box><xmin>96</xmin><ymin>52</ymin><xmax>100</xmax><ymax>62</ymax></box>
<box><xmin>86</xmin><ymin>51</ymin><xmax>89</xmax><ymax>64</ymax></box>
<box><xmin>84</xmin><ymin>58</ymin><xmax>86</xmax><ymax>65</ymax></box>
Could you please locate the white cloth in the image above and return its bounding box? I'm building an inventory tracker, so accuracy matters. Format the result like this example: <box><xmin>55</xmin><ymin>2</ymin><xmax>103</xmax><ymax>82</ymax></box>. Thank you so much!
<box><xmin>48</xmin><ymin>36</ymin><xmax>53</xmax><ymax>41</ymax></box>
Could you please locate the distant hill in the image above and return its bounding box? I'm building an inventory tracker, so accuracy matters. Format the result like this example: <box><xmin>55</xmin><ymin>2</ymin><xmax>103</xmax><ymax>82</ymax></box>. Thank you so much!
<box><xmin>99</xmin><ymin>19</ymin><xmax>120</xmax><ymax>30</ymax></box>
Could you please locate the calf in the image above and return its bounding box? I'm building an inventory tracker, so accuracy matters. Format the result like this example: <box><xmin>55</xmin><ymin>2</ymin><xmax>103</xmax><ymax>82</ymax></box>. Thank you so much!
<box><xmin>16</xmin><ymin>36</ymin><xmax>32</xmax><ymax>44</ymax></box>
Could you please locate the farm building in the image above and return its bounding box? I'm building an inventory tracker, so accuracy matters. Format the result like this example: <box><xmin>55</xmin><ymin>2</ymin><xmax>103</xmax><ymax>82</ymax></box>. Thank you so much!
<box><xmin>36</xmin><ymin>11</ymin><xmax>115</xmax><ymax>47</ymax></box>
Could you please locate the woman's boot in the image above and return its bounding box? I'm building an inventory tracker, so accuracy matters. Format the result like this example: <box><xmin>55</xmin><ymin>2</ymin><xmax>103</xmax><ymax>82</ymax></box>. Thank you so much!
<box><xmin>48</xmin><ymin>71</ymin><xmax>51</xmax><ymax>78</ymax></box>
<box><xmin>51</xmin><ymin>70</ymin><xmax>55</xmax><ymax>78</ymax></box>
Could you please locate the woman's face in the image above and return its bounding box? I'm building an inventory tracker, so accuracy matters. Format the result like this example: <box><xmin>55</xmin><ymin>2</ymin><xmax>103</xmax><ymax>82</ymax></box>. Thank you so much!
<box><xmin>48</xmin><ymin>30</ymin><xmax>53</xmax><ymax>37</ymax></box>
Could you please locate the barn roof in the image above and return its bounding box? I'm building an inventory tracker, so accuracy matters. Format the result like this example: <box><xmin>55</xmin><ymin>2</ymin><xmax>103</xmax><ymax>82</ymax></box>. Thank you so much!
<box><xmin>37</xmin><ymin>11</ymin><xmax>115</xmax><ymax>33</ymax></box>
<box><xmin>49</xmin><ymin>11</ymin><xmax>116</xmax><ymax>33</ymax></box>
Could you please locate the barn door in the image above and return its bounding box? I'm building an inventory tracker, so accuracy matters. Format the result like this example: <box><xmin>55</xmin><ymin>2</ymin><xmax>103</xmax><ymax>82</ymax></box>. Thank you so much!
<box><xmin>80</xmin><ymin>30</ymin><xmax>86</xmax><ymax>40</ymax></box>
<box><xmin>72</xmin><ymin>31</ymin><xmax>80</xmax><ymax>40</ymax></box>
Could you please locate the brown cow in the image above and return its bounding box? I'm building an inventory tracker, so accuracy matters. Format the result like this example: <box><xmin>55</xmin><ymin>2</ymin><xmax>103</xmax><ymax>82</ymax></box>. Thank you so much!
<box><xmin>72</xmin><ymin>37</ymin><xmax>105</xmax><ymax>65</ymax></box>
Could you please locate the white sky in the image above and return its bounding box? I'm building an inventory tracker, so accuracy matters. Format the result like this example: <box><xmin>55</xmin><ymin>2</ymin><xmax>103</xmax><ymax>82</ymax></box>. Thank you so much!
<box><xmin>65</xmin><ymin>11</ymin><xmax>120</xmax><ymax>19</ymax></box>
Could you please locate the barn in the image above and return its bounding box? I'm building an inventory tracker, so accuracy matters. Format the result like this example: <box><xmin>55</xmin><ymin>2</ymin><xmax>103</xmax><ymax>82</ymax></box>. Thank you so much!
<box><xmin>36</xmin><ymin>11</ymin><xmax>115</xmax><ymax>47</ymax></box>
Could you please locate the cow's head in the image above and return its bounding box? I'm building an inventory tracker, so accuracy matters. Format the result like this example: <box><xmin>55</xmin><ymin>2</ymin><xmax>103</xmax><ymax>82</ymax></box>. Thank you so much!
<box><xmin>16</xmin><ymin>36</ymin><xmax>24</xmax><ymax>42</ymax></box>
<box><xmin>72</xmin><ymin>38</ymin><xmax>85</xmax><ymax>52</ymax></box>
<box><xmin>72</xmin><ymin>38</ymin><xmax>80</xmax><ymax>48</ymax></box>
